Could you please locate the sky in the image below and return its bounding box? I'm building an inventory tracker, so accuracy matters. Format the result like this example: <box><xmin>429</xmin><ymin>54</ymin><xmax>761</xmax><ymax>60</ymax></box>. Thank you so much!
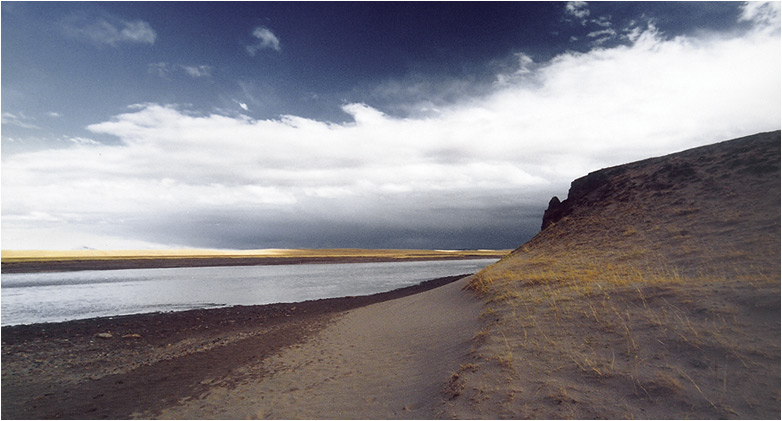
<box><xmin>1</xmin><ymin>1</ymin><xmax>780</xmax><ymax>251</ymax></box>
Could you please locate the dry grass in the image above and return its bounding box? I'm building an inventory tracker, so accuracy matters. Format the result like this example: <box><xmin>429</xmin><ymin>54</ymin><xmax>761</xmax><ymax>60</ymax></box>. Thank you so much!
<box><xmin>454</xmin><ymin>250</ymin><xmax>780</xmax><ymax>419</ymax></box>
<box><xmin>445</xmin><ymin>132</ymin><xmax>781</xmax><ymax>419</ymax></box>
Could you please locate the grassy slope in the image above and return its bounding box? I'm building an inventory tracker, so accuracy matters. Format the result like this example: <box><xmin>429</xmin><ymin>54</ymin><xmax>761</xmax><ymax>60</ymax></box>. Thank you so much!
<box><xmin>442</xmin><ymin>131</ymin><xmax>780</xmax><ymax>419</ymax></box>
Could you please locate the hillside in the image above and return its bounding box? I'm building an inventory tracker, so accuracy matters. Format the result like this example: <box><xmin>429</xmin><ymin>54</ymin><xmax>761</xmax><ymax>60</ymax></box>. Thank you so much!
<box><xmin>443</xmin><ymin>131</ymin><xmax>780</xmax><ymax>419</ymax></box>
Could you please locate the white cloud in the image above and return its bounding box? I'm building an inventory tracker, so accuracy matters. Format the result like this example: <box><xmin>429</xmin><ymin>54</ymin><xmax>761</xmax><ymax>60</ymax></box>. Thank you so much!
<box><xmin>1</xmin><ymin>112</ymin><xmax>40</xmax><ymax>129</ymax></box>
<box><xmin>495</xmin><ymin>53</ymin><xmax>536</xmax><ymax>85</ymax></box>
<box><xmin>148</xmin><ymin>62</ymin><xmax>172</xmax><ymax>77</ymax></box>
<box><xmin>181</xmin><ymin>65</ymin><xmax>213</xmax><ymax>78</ymax></box>
<box><xmin>621</xmin><ymin>21</ymin><xmax>647</xmax><ymax>43</ymax></box>
<box><xmin>587</xmin><ymin>27</ymin><xmax>618</xmax><ymax>46</ymax></box>
<box><xmin>591</xmin><ymin>15</ymin><xmax>613</xmax><ymax>28</ymax></box>
<box><xmin>514</xmin><ymin>53</ymin><xmax>535</xmax><ymax>74</ymax></box>
<box><xmin>149</xmin><ymin>62</ymin><xmax>213</xmax><ymax>79</ymax></box>
<box><xmin>66</xmin><ymin>136</ymin><xmax>100</xmax><ymax>146</ymax></box>
<box><xmin>118</xmin><ymin>20</ymin><xmax>156</xmax><ymax>45</ymax></box>
<box><xmin>565</xmin><ymin>1</ymin><xmax>590</xmax><ymax>23</ymax></box>
<box><xmin>246</xmin><ymin>26</ymin><xmax>281</xmax><ymax>55</ymax></box>
<box><xmin>3</xmin><ymin>15</ymin><xmax>780</xmax><ymax>249</ymax></box>
<box><xmin>587</xmin><ymin>28</ymin><xmax>617</xmax><ymax>39</ymax></box>
<box><xmin>565</xmin><ymin>4</ymin><xmax>618</xmax><ymax>46</ymax></box>
<box><xmin>63</xmin><ymin>13</ymin><xmax>156</xmax><ymax>46</ymax></box>
<box><xmin>739</xmin><ymin>1</ymin><xmax>781</xmax><ymax>31</ymax></box>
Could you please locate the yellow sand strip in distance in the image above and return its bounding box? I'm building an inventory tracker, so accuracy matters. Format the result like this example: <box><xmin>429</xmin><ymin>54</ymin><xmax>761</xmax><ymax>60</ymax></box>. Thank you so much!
<box><xmin>1</xmin><ymin>249</ymin><xmax>510</xmax><ymax>263</ymax></box>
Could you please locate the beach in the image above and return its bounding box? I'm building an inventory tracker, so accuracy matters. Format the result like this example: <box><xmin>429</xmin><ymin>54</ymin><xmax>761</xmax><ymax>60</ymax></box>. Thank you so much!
<box><xmin>1</xmin><ymin>274</ymin><xmax>477</xmax><ymax>419</ymax></box>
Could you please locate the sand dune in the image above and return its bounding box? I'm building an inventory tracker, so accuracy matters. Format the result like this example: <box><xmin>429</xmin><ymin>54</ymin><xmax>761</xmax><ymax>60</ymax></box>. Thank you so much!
<box><xmin>447</xmin><ymin>131</ymin><xmax>781</xmax><ymax>419</ymax></box>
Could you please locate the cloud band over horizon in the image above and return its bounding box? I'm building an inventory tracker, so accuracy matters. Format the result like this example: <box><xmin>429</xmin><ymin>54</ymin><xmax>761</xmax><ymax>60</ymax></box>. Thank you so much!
<box><xmin>2</xmin><ymin>2</ymin><xmax>780</xmax><ymax>250</ymax></box>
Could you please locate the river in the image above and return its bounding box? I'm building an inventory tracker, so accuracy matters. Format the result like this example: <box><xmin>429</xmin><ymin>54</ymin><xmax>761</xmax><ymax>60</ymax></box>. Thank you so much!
<box><xmin>1</xmin><ymin>258</ymin><xmax>496</xmax><ymax>326</ymax></box>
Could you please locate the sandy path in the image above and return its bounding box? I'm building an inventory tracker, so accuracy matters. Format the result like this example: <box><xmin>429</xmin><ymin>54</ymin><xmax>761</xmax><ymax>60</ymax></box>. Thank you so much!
<box><xmin>152</xmin><ymin>277</ymin><xmax>480</xmax><ymax>419</ymax></box>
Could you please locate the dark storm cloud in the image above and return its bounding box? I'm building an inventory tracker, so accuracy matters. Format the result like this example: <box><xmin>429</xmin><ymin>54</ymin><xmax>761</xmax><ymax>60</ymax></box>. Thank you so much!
<box><xmin>114</xmin><ymin>201</ymin><xmax>546</xmax><ymax>250</ymax></box>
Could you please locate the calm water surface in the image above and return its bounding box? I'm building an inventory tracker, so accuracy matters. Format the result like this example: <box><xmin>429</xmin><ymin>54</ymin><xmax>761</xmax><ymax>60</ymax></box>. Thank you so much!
<box><xmin>1</xmin><ymin>258</ymin><xmax>497</xmax><ymax>326</ymax></box>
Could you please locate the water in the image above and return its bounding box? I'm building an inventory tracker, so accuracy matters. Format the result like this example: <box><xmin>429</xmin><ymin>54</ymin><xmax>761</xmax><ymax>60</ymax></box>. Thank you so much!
<box><xmin>1</xmin><ymin>258</ymin><xmax>496</xmax><ymax>326</ymax></box>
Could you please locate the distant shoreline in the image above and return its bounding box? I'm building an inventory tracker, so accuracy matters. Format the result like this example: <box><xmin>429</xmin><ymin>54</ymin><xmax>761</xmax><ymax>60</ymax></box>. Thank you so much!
<box><xmin>1</xmin><ymin>250</ymin><xmax>508</xmax><ymax>273</ymax></box>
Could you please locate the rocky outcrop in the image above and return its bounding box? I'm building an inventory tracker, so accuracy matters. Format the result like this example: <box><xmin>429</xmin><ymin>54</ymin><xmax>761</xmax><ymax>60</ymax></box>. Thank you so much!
<box><xmin>541</xmin><ymin>196</ymin><xmax>567</xmax><ymax>230</ymax></box>
<box><xmin>539</xmin><ymin>130</ymin><xmax>781</xmax><ymax>232</ymax></box>
<box><xmin>540</xmin><ymin>168</ymin><xmax>617</xmax><ymax>230</ymax></box>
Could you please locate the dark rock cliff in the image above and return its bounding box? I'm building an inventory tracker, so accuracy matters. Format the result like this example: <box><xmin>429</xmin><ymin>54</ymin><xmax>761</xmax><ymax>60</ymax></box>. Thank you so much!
<box><xmin>540</xmin><ymin>130</ymin><xmax>781</xmax><ymax>231</ymax></box>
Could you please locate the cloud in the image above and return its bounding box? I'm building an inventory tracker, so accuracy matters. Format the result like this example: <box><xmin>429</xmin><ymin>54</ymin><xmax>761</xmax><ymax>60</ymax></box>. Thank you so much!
<box><xmin>738</xmin><ymin>1</ymin><xmax>781</xmax><ymax>31</ymax></box>
<box><xmin>1</xmin><ymin>112</ymin><xmax>40</xmax><ymax>129</ymax></box>
<box><xmin>591</xmin><ymin>15</ymin><xmax>613</xmax><ymax>28</ymax></box>
<box><xmin>148</xmin><ymin>62</ymin><xmax>213</xmax><ymax>79</ymax></box>
<box><xmin>66</xmin><ymin>136</ymin><xmax>100</xmax><ymax>146</ymax></box>
<box><xmin>63</xmin><ymin>13</ymin><xmax>156</xmax><ymax>46</ymax></box>
<box><xmin>564</xmin><ymin>4</ymin><xmax>621</xmax><ymax>46</ymax></box>
<box><xmin>230</xmin><ymin>99</ymin><xmax>250</xmax><ymax>111</ymax></box>
<box><xmin>147</xmin><ymin>62</ymin><xmax>171</xmax><ymax>77</ymax></box>
<box><xmin>565</xmin><ymin>1</ymin><xmax>590</xmax><ymax>23</ymax></box>
<box><xmin>3</xmin><ymin>15</ymin><xmax>780</xmax><ymax>250</ymax></box>
<box><xmin>587</xmin><ymin>28</ymin><xmax>618</xmax><ymax>45</ymax></box>
<box><xmin>246</xmin><ymin>26</ymin><xmax>281</xmax><ymax>55</ymax></box>
<box><xmin>493</xmin><ymin>53</ymin><xmax>537</xmax><ymax>86</ymax></box>
<box><xmin>118</xmin><ymin>20</ymin><xmax>157</xmax><ymax>45</ymax></box>
<box><xmin>587</xmin><ymin>28</ymin><xmax>617</xmax><ymax>38</ymax></box>
<box><xmin>181</xmin><ymin>65</ymin><xmax>213</xmax><ymax>78</ymax></box>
